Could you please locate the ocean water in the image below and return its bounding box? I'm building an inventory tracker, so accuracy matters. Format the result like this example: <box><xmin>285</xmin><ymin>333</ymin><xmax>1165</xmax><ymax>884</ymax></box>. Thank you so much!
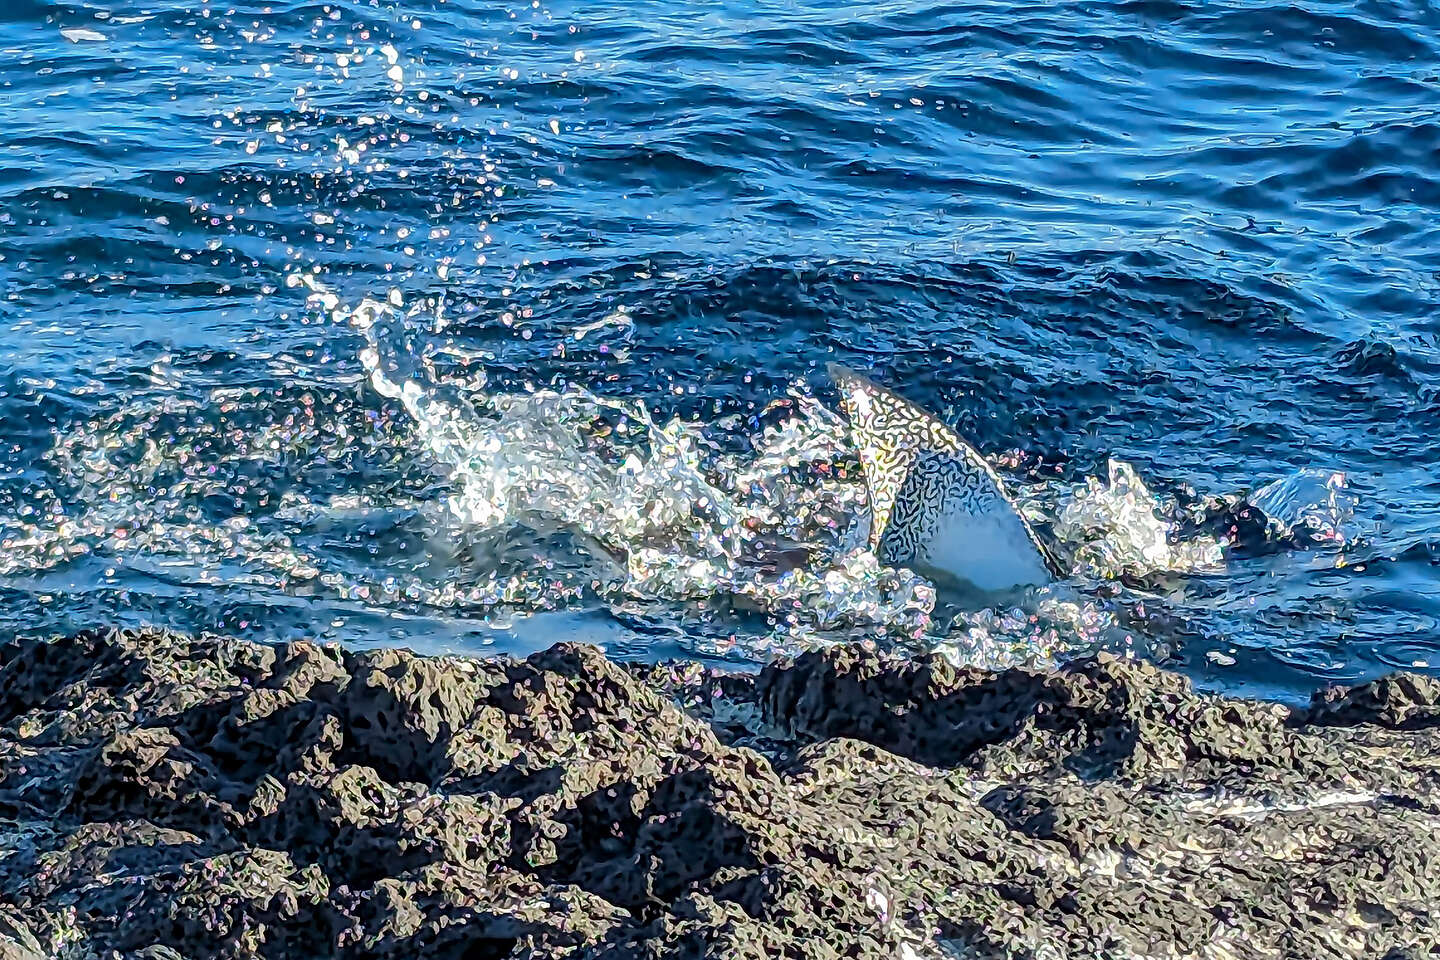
<box><xmin>2</xmin><ymin>0</ymin><xmax>1437</xmax><ymax>701</ymax></box>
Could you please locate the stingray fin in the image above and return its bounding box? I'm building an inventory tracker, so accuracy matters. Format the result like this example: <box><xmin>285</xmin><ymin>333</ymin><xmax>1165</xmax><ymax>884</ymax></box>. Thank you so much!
<box><xmin>826</xmin><ymin>362</ymin><xmax>931</xmax><ymax>549</ymax></box>
<box><xmin>827</xmin><ymin>362</ymin><xmax>1058</xmax><ymax>587</ymax></box>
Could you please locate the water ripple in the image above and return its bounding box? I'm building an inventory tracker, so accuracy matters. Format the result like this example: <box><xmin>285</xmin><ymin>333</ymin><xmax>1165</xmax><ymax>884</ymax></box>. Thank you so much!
<box><xmin>1</xmin><ymin>0</ymin><xmax>1437</xmax><ymax>698</ymax></box>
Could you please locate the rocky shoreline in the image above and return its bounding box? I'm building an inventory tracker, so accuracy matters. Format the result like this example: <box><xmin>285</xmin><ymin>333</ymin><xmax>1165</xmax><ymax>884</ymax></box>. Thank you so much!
<box><xmin>0</xmin><ymin>628</ymin><xmax>1437</xmax><ymax>959</ymax></box>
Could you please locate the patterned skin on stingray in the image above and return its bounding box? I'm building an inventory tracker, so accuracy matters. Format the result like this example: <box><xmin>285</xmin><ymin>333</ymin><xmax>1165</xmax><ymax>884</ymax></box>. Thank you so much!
<box><xmin>827</xmin><ymin>362</ymin><xmax>1057</xmax><ymax>590</ymax></box>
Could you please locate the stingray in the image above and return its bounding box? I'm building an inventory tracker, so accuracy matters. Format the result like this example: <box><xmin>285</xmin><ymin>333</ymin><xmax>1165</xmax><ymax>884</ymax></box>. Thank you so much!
<box><xmin>828</xmin><ymin>362</ymin><xmax>1061</xmax><ymax>593</ymax></box>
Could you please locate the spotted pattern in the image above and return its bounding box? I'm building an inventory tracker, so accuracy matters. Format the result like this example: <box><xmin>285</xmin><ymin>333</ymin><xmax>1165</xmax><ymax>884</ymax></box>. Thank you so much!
<box><xmin>828</xmin><ymin>362</ymin><xmax>1058</xmax><ymax>587</ymax></box>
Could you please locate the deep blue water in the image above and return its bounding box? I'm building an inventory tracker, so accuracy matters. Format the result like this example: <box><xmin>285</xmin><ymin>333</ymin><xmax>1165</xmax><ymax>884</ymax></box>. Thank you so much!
<box><xmin>1</xmin><ymin>0</ymin><xmax>1437</xmax><ymax>701</ymax></box>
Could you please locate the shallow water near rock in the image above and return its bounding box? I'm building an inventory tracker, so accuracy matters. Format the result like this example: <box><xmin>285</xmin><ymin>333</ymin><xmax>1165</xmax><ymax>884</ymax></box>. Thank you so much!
<box><xmin>2</xmin><ymin>1</ymin><xmax>1439</xmax><ymax>700</ymax></box>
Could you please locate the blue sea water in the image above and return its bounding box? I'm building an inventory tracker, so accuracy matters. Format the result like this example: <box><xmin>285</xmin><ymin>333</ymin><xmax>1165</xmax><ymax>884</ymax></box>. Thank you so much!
<box><xmin>1</xmin><ymin>0</ymin><xmax>1437</xmax><ymax>701</ymax></box>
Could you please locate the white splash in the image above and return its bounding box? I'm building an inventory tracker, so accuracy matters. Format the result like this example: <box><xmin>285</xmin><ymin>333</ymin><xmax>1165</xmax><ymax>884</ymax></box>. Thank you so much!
<box><xmin>1052</xmin><ymin>459</ymin><xmax>1225</xmax><ymax>578</ymax></box>
<box><xmin>316</xmin><ymin>281</ymin><xmax>938</xmax><ymax>646</ymax></box>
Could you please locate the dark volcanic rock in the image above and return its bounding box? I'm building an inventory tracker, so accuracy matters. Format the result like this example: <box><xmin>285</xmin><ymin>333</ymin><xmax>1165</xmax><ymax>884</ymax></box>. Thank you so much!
<box><xmin>1</xmin><ymin>630</ymin><xmax>1438</xmax><ymax>959</ymax></box>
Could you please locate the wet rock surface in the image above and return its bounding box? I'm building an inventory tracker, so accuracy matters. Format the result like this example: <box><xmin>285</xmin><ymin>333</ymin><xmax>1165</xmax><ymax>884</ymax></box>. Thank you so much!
<box><xmin>0</xmin><ymin>629</ymin><xmax>1437</xmax><ymax>959</ymax></box>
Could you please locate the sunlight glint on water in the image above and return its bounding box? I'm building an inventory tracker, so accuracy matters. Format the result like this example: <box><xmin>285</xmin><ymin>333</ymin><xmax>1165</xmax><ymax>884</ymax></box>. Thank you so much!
<box><xmin>0</xmin><ymin>0</ymin><xmax>1430</xmax><ymax>698</ymax></box>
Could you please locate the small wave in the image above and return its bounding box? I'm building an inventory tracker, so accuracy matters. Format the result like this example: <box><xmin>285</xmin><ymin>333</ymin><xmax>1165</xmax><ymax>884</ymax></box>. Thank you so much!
<box><xmin>1334</xmin><ymin>337</ymin><xmax>1421</xmax><ymax>385</ymax></box>
<box><xmin>1246</xmin><ymin>469</ymin><xmax>1356</xmax><ymax>546</ymax></box>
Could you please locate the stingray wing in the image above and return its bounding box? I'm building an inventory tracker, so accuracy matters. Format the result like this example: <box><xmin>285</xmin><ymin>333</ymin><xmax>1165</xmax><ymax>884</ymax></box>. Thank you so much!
<box><xmin>888</xmin><ymin>449</ymin><xmax>1054</xmax><ymax>590</ymax></box>
<box><xmin>827</xmin><ymin>362</ymin><xmax>1056</xmax><ymax>589</ymax></box>
<box><xmin>827</xmin><ymin>362</ymin><xmax>923</xmax><ymax>550</ymax></box>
